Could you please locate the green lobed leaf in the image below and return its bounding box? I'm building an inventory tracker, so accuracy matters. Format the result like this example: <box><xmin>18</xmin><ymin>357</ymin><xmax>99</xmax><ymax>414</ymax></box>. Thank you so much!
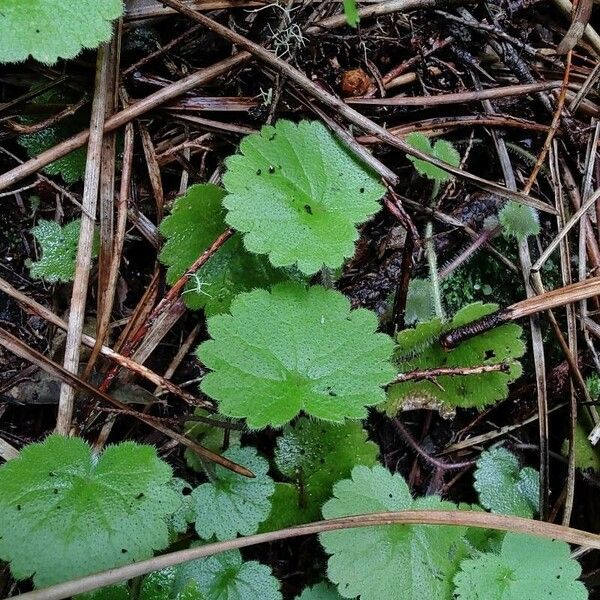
<box><xmin>0</xmin><ymin>0</ymin><xmax>123</xmax><ymax>64</ymax></box>
<box><xmin>29</xmin><ymin>219</ymin><xmax>98</xmax><ymax>283</ymax></box>
<box><xmin>386</xmin><ymin>302</ymin><xmax>525</xmax><ymax>412</ymax></box>
<box><xmin>167</xmin><ymin>477</ymin><xmax>196</xmax><ymax>535</ymax></box>
<box><xmin>499</xmin><ymin>202</ymin><xmax>540</xmax><ymax>242</ymax></box>
<box><xmin>454</xmin><ymin>533</ymin><xmax>588</xmax><ymax>600</ymax></box>
<box><xmin>198</xmin><ymin>283</ymin><xmax>395</xmax><ymax>429</ymax></box>
<box><xmin>191</xmin><ymin>445</ymin><xmax>274</xmax><ymax>541</ymax></box>
<box><xmin>222</xmin><ymin>120</ymin><xmax>385</xmax><ymax>274</ymax></box>
<box><xmin>320</xmin><ymin>465</ymin><xmax>471</xmax><ymax>600</ymax></box>
<box><xmin>405</xmin><ymin>132</ymin><xmax>460</xmax><ymax>182</ymax></box>
<box><xmin>296</xmin><ymin>582</ymin><xmax>344</xmax><ymax>600</ymax></box>
<box><xmin>140</xmin><ymin>568</ymin><xmax>205</xmax><ymax>600</ymax></box>
<box><xmin>175</xmin><ymin>549</ymin><xmax>282</xmax><ymax>600</ymax></box>
<box><xmin>159</xmin><ymin>184</ymin><xmax>294</xmax><ymax>315</ymax></box>
<box><xmin>0</xmin><ymin>435</ymin><xmax>180</xmax><ymax>587</ymax></box>
<box><xmin>473</xmin><ymin>447</ymin><xmax>539</xmax><ymax>518</ymax></box>
<box><xmin>342</xmin><ymin>0</ymin><xmax>360</xmax><ymax>27</ymax></box>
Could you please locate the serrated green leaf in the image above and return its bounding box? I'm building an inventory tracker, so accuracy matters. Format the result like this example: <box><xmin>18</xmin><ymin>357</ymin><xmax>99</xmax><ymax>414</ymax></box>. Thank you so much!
<box><xmin>222</xmin><ymin>120</ymin><xmax>385</xmax><ymax>274</ymax></box>
<box><xmin>176</xmin><ymin>549</ymin><xmax>282</xmax><ymax>600</ymax></box>
<box><xmin>198</xmin><ymin>283</ymin><xmax>395</xmax><ymax>429</ymax></box>
<box><xmin>405</xmin><ymin>133</ymin><xmax>460</xmax><ymax>182</ymax></box>
<box><xmin>0</xmin><ymin>0</ymin><xmax>123</xmax><ymax>64</ymax></box>
<box><xmin>343</xmin><ymin>0</ymin><xmax>360</xmax><ymax>27</ymax></box>
<box><xmin>454</xmin><ymin>533</ymin><xmax>588</xmax><ymax>600</ymax></box>
<box><xmin>474</xmin><ymin>447</ymin><xmax>539</xmax><ymax>518</ymax></box>
<box><xmin>499</xmin><ymin>202</ymin><xmax>540</xmax><ymax>241</ymax></box>
<box><xmin>192</xmin><ymin>445</ymin><xmax>274</xmax><ymax>540</ymax></box>
<box><xmin>159</xmin><ymin>184</ymin><xmax>294</xmax><ymax>315</ymax></box>
<box><xmin>405</xmin><ymin>278</ymin><xmax>435</xmax><ymax>325</ymax></box>
<box><xmin>167</xmin><ymin>477</ymin><xmax>196</xmax><ymax>535</ymax></box>
<box><xmin>140</xmin><ymin>568</ymin><xmax>205</xmax><ymax>600</ymax></box>
<box><xmin>320</xmin><ymin>465</ymin><xmax>471</xmax><ymax>600</ymax></box>
<box><xmin>30</xmin><ymin>219</ymin><xmax>97</xmax><ymax>283</ymax></box>
<box><xmin>296</xmin><ymin>582</ymin><xmax>344</xmax><ymax>600</ymax></box>
<box><xmin>0</xmin><ymin>435</ymin><xmax>180</xmax><ymax>587</ymax></box>
<box><xmin>386</xmin><ymin>302</ymin><xmax>525</xmax><ymax>412</ymax></box>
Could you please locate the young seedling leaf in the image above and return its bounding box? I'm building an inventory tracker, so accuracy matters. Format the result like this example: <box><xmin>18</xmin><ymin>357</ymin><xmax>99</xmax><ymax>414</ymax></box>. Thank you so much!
<box><xmin>223</xmin><ymin>120</ymin><xmax>385</xmax><ymax>274</ymax></box>
<box><xmin>0</xmin><ymin>0</ymin><xmax>123</xmax><ymax>64</ymax></box>
<box><xmin>274</xmin><ymin>418</ymin><xmax>378</xmax><ymax>518</ymax></box>
<box><xmin>320</xmin><ymin>465</ymin><xmax>471</xmax><ymax>600</ymax></box>
<box><xmin>30</xmin><ymin>219</ymin><xmax>97</xmax><ymax>283</ymax></box>
<box><xmin>198</xmin><ymin>283</ymin><xmax>395</xmax><ymax>429</ymax></box>
<box><xmin>474</xmin><ymin>446</ymin><xmax>539</xmax><ymax>518</ymax></box>
<box><xmin>343</xmin><ymin>0</ymin><xmax>360</xmax><ymax>27</ymax></box>
<box><xmin>386</xmin><ymin>302</ymin><xmax>525</xmax><ymax>412</ymax></box>
<box><xmin>191</xmin><ymin>445</ymin><xmax>274</xmax><ymax>540</ymax></box>
<box><xmin>562</xmin><ymin>423</ymin><xmax>600</xmax><ymax>472</ymax></box>
<box><xmin>159</xmin><ymin>184</ymin><xmax>293</xmax><ymax>315</ymax></box>
<box><xmin>0</xmin><ymin>435</ymin><xmax>180</xmax><ymax>587</ymax></box>
<box><xmin>168</xmin><ymin>549</ymin><xmax>281</xmax><ymax>600</ymax></box>
<box><xmin>499</xmin><ymin>202</ymin><xmax>540</xmax><ymax>241</ymax></box>
<box><xmin>454</xmin><ymin>533</ymin><xmax>588</xmax><ymax>600</ymax></box>
<box><xmin>296</xmin><ymin>582</ymin><xmax>344</xmax><ymax>600</ymax></box>
<box><xmin>405</xmin><ymin>132</ymin><xmax>460</xmax><ymax>182</ymax></box>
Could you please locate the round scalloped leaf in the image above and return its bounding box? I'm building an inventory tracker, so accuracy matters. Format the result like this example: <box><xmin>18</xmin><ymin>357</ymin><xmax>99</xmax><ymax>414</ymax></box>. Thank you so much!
<box><xmin>191</xmin><ymin>445</ymin><xmax>274</xmax><ymax>541</ymax></box>
<box><xmin>474</xmin><ymin>446</ymin><xmax>539</xmax><ymax>518</ymax></box>
<box><xmin>159</xmin><ymin>184</ymin><xmax>294</xmax><ymax>315</ymax></box>
<box><xmin>405</xmin><ymin>132</ymin><xmax>460</xmax><ymax>182</ymax></box>
<box><xmin>198</xmin><ymin>283</ymin><xmax>395</xmax><ymax>429</ymax></box>
<box><xmin>296</xmin><ymin>582</ymin><xmax>344</xmax><ymax>600</ymax></box>
<box><xmin>454</xmin><ymin>533</ymin><xmax>588</xmax><ymax>600</ymax></box>
<box><xmin>386</xmin><ymin>302</ymin><xmax>525</xmax><ymax>412</ymax></box>
<box><xmin>499</xmin><ymin>202</ymin><xmax>540</xmax><ymax>242</ymax></box>
<box><xmin>0</xmin><ymin>0</ymin><xmax>123</xmax><ymax>64</ymax></box>
<box><xmin>275</xmin><ymin>418</ymin><xmax>377</xmax><ymax>505</ymax></box>
<box><xmin>175</xmin><ymin>549</ymin><xmax>282</xmax><ymax>600</ymax></box>
<box><xmin>222</xmin><ymin>120</ymin><xmax>385</xmax><ymax>274</ymax></box>
<box><xmin>0</xmin><ymin>435</ymin><xmax>180</xmax><ymax>587</ymax></box>
<box><xmin>320</xmin><ymin>465</ymin><xmax>470</xmax><ymax>600</ymax></box>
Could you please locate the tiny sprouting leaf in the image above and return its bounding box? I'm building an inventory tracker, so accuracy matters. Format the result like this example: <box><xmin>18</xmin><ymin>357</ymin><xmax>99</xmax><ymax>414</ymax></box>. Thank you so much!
<box><xmin>159</xmin><ymin>184</ymin><xmax>294</xmax><ymax>316</ymax></box>
<box><xmin>198</xmin><ymin>283</ymin><xmax>395</xmax><ymax>429</ymax></box>
<box><xmin>499</xmin><ymin>202</ymin><xmax>540</xmax><ymax>241</ymax></box>
<box><xmin>0</xmin><ymin>435</ymin><xmax>181</xmax><ymax>587</ymax></box>
<box><xmin>320</xmin><ymin>465</ymin><xmax>470</xmax><ymax>600</ymax></box>
<box><xmin>191</xmin><ymin>445</ymin><xmax>274</xmax><ymax>540</ymax></box>
<box><xmin>474</xmin><ymin>446</ymin><xmax>539</xmax><ymax>518</ymax></box>
<box><xmin>0</xmin><ymin>0</ymin><xmax>123</xmax><ymax>64</ymax></box>
<box><xmin>405</xmin><ymin>278</ymin><xmax>435</xmax><ymax>325</ymax></box>
<box><xmin>453</xmin><ymin>533</ymin><xmax>588</xmax><ymax>600</ymax></box>
<box><xmin>175</xmin><ymin>549</ymin><xmax>282</xmax><ymax>600</ymax></box>
<box><xmin>274</xmin><ymin>418</ymin><xmax>377</xmax><ymax>514</ymax></box>
<box><xmin>296</xmin><ymin>582</ymin><xmax>344</xmax><ymax>600</ymax></box>
<box><xmin>222</xmin><ymin>120</ymin><xmax>385</xmax><ymax>274</ymax></box>
<box><xmin>562</xmin><ymin>423</ymin><xmax>600</xmax><ymax>472</ymax></box>
<box><xmin>343</xmin><ymin>0</ymin><xmax>360</xmax><ymax>27</ymax></box>
<box><xmin>405</xmin><ymin>132</ymin><xmax>460</xmax><ymax>182</ymax></box>
<box><xmin>386</xmin><ymin>303</ymin><xmax>525</xmax><ymax>412</ymax></box>
<box><xmin>30</xmin><ymin>219</ymin><xmax>97</xmax><ymax>283</ymax></box>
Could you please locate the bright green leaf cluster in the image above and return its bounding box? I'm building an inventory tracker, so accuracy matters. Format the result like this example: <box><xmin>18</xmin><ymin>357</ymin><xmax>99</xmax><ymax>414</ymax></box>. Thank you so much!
<box><xmin>405</xmin><ymin>132</ymin><xmax>460</xmax><ymax>182</ymax></box>
<box><xmin>159</xmin><ymin>184</ymin><xmax>293</xmax><ymax>316</ymax></box>
<box><xmin>30</xmin><ymin>219</ymin><xmax>97</xmax><ymax>283</ymax></box>
<box><xmin>0</xmin><ymin>0</ymin><xmax>123</xmax><ymax>64</ymax></box>
<box><xmin>474</xmin><ymin>446</ymin><xmax>539</xmax><ymax>518</ymax></box>
<box><xmin>499</xmin><ymin>202</ymin><xmax>540</xmax><ymax>242</ymax></box>
<box><xmin>454</xmin><ymin>533</ymin><xmax>587</xmax><ymax>600</ymax></box>
<box><xmin>198</xmin><ymin>283</ymin><xmax>395</xmax><ymax>429</ymax></box>
<box><xmin>342</xmin><ymin>0</ymin><xmax>360</xmax><ymax>27</ymax></box>
<box><xmin>386</xmin><ymin>302</ymin><xmax>525</xmax><ymax>412</ymax></box>
<box><xmin>0</xmin><ymin>435</ymin><xmax>180</xmax><ymax>587</ymax></box>
<box><xmin>223</xmin><ymin>120</ymin><xmax>385</xmax><ymax>274</ymax></box>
